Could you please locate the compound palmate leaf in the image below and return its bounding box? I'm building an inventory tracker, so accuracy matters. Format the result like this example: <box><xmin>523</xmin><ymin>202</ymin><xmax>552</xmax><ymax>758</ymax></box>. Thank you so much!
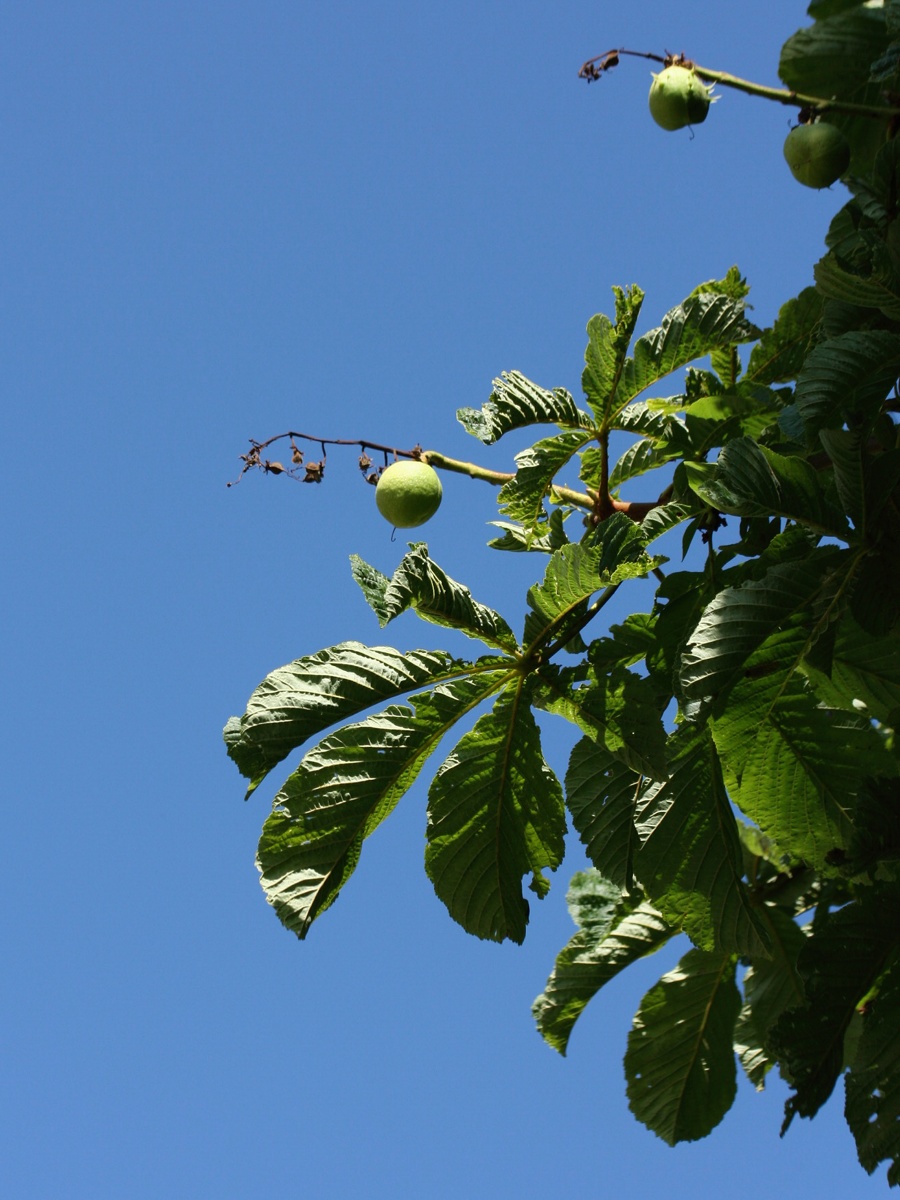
<box><xmin>225</xmin><ymin>642</ymin><xmax>485</xmax><ymax>795</ymax></box>
<box><xmin>257</xmin><ymin>673</ymin><xmax>509</xmax><ymax>937</ymax></box>
<box><xmin>425</xmin><ymin>677</ymin><xmax>566</xmax><ymax>944</ymax></box>
<box><xmin>533</xmin><ymin>871</ymin><xmax>673</xmax><ymax>1055</ymax></box>
<box><xmin>625</xmin><ymin>947</ymin><xmax>741</xmax><ymax>1145</ymax></box>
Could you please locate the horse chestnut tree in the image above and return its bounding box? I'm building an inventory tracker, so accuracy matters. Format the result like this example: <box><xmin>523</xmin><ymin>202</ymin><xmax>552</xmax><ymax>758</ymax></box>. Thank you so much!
<box><xmin>228</xmin><ymin>5</ymin><xmax>900</xmax><ymax>1187</ymax></box>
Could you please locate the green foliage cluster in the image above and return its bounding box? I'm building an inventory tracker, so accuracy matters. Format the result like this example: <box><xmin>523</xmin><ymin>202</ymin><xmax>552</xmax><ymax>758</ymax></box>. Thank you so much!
<box><xmin>226</xmin><ymin>1</ymin><xmax>900</xmax><ymax>1184</ymax></box>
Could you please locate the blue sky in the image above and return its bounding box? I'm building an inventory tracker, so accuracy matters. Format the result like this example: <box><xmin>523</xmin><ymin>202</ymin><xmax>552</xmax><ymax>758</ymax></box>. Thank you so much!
<box><xmin>3</xmin><ymin>2</ymin><xmax>893</xmax><ymax>1196</ymax></box>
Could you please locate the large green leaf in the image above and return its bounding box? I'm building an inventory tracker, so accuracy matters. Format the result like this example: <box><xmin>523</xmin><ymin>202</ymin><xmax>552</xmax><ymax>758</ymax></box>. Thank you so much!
<box><xmin>806</xmin><ymin>616</ymin><xmax>900</xmax><ymax>722</ymax></box>
<box><xmin>457</xmin><ymin>371</ymin><xmax>587</xmax><ymax>444</ymax></box>
<box><xmin>498</xmin><ymin>430</ymin><xmax>596</xmax><ymax>534</ymax></box>
<box><xmin>815</xmin><ymin>233</ymin><xmax>900</xmax><ymax>322</ymax></box>
<box><xmin>523</xmin><ymin>515</ymin><xmax>660</xmax><ymax>650</ymax></box>
<box><xmin>793</xmin><ymin>330</ymin><xmax>900</xmax><ymax>434</ymax></box>
<box><xmin>845</xmin><ymin>960</ymin><xmax>900</xmax><ymax>1186</ymax></box>
<box><xmin>257</xmin><ymin>675</ymin><xmax>509</xmax><ymax>937</ymax></box>
<box><xmin>635</xmin><ymin>724</ymin><xmax>769</xmax><ymax>957</ymax></box>
<box><xmin>614</xmin><ymin>293</ymin><xmax>759</xmax><ymax>420</ymax></box>
<box><xmin>680</xmin><ymin>548</ymin><xmax>849</xmax><ymax>705</ymax></box>
<box><xmin>350</xmin><ymin>545</ymin><xmax>519</xmax><ymax>654</ymax></box>
<box><xmin>712</xmin><ymin>659</ymin><xmax>892</xmax><ymax>865</ymax></box>
<box><xmin>533</xmin><ymin>871</ymin><xmax>672</xmax><ymax>1054</ymax></box>
<box><xmin>563</xmin><ymin>738</ymin><xmax>647</xmax><ymax>886</ymax></box>
<box><xmin>225</xmin><ymin>642</ymin><xmax>483</xmax><ymax>795</ymax></box>
<box><xmin>424</xmin><ymin>679</ymin><xmax>566</xmax><ymax>943</ymax></box>
<box><xmin>581</xmin><ymin>285</ymin><xmax>644</xmax><ymax>426</ymax></box>
<box><xmin>771</xmin><ymin>890</ymin><xmax>900</xmax><ymax>1132</ymax></box>
<box><xmin>536</xmin><ymin>665</ymin><xmax>668</xmax><ymax>782</ymax></box>
<box><xmin>684</xmin><ymin>437</ymin><xmax>850</xmax><ymax>537</ymax></box>
<box><xmin>746</xmin><ymin>287</ymin><xmax>824</xmax><ymax>386</ymax></box>
<box><xmin>625</xmin><ymin>948</ymin><xmax>741</xmax><ymax>1145</ymax></box>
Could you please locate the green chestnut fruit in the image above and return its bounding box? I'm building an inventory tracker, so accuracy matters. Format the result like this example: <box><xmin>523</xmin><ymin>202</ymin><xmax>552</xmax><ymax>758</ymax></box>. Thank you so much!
<box><xmin>783</xmin><ymin>121</ymin><xmax>850</xmax><ymax>189</ymax></box>
<box><xmin>375</xmin><ymin>460</ymin><xmax>443</xmax><ymax>528</ymax></box>
<box><xmin>648</xmin><ymin>65</ymin><xmax>714</xmax><ymax>131</ymax></box>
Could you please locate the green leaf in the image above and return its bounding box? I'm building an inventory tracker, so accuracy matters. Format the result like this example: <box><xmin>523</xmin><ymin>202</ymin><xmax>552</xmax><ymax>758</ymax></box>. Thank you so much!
<box><xmin>225</xmin><ymin>642</ymin><xmax>481</xmax><ymax>795</ymax></box>
<box><xmin>747</xmin><ymin>287</ymin><xmax>825</xmax><ymax>385</ymax></box>
<box><xmin>680</xmin><ymin>548</ymin><xmax>849</xmax><ymax>705</ymax></box>
<box><xmin>498</xmin><ymin>430</ymin><xmax>596</xmax><ymax>534</ymax></box>
<box><xmin>487</xmin><ymin>509</ymin><xmax>571</xmax><ymax>554</ymax></box>
<box><xmin>684</xmin><ymin>437</ymin><xmax>850</xmax><ymax>537</ymax></box>
<box><xmin>845</xmin><ymin>960</ymin><xmax>900</xmax><ymax>1186</ymax></box>
<box><xmin>819</xmin><ymin>427</ymin><xmax>865</xmax><ymax>529</ymax></box>
<box><xmin>771</xmin><ymin>889</ymin><xmax>900</xmax><ymax>1131</ymax></box>
<box><xmin>425</xmin><ymin>679</ymin><xmax>566</xmax><ymax>943</ymax></box>
<box><xmin>815</xmin><ymin>233</ymin><xmax>900</xmax><ymax>321</ymax></box>
<box><xmin>609</xmin><ymin>438</ymin><xmax>681</xmax><ymax>490</ymax></box>
<box><xmin>536</xmin><ymin>665</ymin><xmax>668</xmax><ymax>782</ymax></box>
<box><xmin>564</xmin><ymin>738</ymin><xmax>646</xmax><ymax>886</ymax></box>
<box><xmin>636</xmin><ymin>723</ymin><xmax>769</xmax><ymax>957</ymax></box>
<box><xmin>615</xmin><ymin>293</ymin><xmax>760</xmax><ymax>419</ymax></box>
<box><xmin>807</xmin><ymin>617</ymin><xmax>900</xmax><ymax>722</ymax></box>
<box><xmin>794</xmin><ymin>330</ymin><xmax>900</xmax><ymax>434</ymax></box>
<box><xmin>581</xmin><ymin>285</ymin><xmax>644</xmax><ymax>425</ymax></box>
<box><xmin>734</xmin><ymin>907</ymin><xmax>807</xmax><ymax>1089</ymax></box>
<box><xmin>457</xmin><ymin>371</ymin><xmax>586</xmax><ymax>444</ymax></box>
<box><xmin>523</xmin><ymin>515</ymin><xmax>660</xmax><ymax>650</ymax></box>
<box><xmin>533</xmin><ymin>872</ymin><xmax>672</xmax><ymax>1054</ymax></box>
<box><xmin>712</xmin><ymin>662</ymin><xmax>891</xmax><ymax>865</ymax></box>
<box><xmin>351</xmin><ymin>544</ymin><xmax>519</xmax><ymax>654</ymax></box>
<box><xmin>626</xmin><ymin>948</ymin><xmax>741</xmax><ymax>1145</ymax></box>
<box><xmin>256</xmin><ymin>676</ymin><xmax>507</xmax><ymax>937</ymax></box>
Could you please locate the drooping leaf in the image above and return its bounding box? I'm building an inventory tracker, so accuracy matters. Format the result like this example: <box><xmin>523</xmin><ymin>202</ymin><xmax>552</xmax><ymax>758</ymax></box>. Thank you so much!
<box><xmin>845</xmin><ymin>960</ymin><xmax>900</xmax><ymax>1186</ymax></box>
<box><xmin>257</xmin><ymin>675</ymin><xmax>508</xmax><ymax>937</ymax></box>
<box><xmin>533</xmin><ymin>872</ymin><xmax>672</xmax><ymax>1054</ymax></box>
<box><xmin>680</xmin><ymin>548</ymin><xmax>849</xmax><ymax>705</ymax></box>
<box><xmin>225</xmin><ymin>642</ymin><xmax>482</xmax><ymax>795</ymax></box>
<box><xmin>684</xmin><ymin>437</ymin><xmax>850</xmax><ymax>538</ymax></box>
<box><xmin>498</xmin><ymin>430</ymin><xmax>596</xmax><ymax>534</ymax></box>
<box><xmin>425</xmin><ymin>679</ymin><xmax>566</xmax><ymax>943</ymax></box>
<box><xmin>457</xmin><ymin>371</ymin><xmax>586</xmax><ymax>444</ymax></box>
<box><xmin>635</xmin><ymin>723</ymin><xmax>769</xmax><ymax>957</ymax></box>
<box><xmin>350</xmin><ymin>545</ymin><xmax>519</xmax><ymax>653</ymax></box>
<box><xmin>563</xmin><ymin>738</ymin><xmax>646</xmax><ymax>886</ymax></box>
<box><xmin>818</xmin><ymin>427</ymin><xmax>865</xmax><ymax>529</ymax></box>
<box><xmin>581</xmin><ymin>285</ymin><xmax>644</xmax><ymax>425</ymax></box>
<box><xmin>609</xmin><ymin>438</ymin><xmax>681</xmax><ymax>490</ymax></box>
<box><xmin>771</xmin><ymin>889</ymin><xmax>900</xmax><ymax>1132</ymax></box>
<box><xmin>625</xmin><ymin>948</ymin><xmax>741</xmax><ymax>1145</ymax></box>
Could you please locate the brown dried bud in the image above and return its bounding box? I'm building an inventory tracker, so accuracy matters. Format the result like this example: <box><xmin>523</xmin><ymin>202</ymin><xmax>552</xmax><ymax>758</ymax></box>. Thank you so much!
<box><xmin>359</xmin><ymin>453</ymin><xmax>372</xmax><ymax>470</ymax></box>
<box><xmin>304</xmin><ymin>460</ymin><xmax>325</xmax><ymax>483</ymax></box>
<box><xmin>266</xmin><ymin>461</ymin><xmax>285</xmax><ymax>474</ymax></box>
<box><xmin>292</xmin><ymin>448</ymin><xmax>304</xmax><ymax>464</ymax></box>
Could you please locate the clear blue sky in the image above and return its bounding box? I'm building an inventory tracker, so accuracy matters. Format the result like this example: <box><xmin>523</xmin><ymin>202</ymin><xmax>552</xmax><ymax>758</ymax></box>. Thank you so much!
<box><xmin>3</xmin><ymin>2</ymin><xmax>892</xmax><ymax>1196</ymax></box>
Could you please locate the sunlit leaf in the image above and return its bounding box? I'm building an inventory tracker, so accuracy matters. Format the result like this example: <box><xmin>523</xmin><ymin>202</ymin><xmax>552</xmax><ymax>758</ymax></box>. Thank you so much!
<box><xmin>626</xmin><ymin>948</ymin><xmax>741</xmax><ymax>1145</ymax></box>
<box><xmin>425</xmin><ymin>679</ymin><xmax>566</xmax><ymax>943</ymax></box>
<box><xmin>457</xmin><ymin>371</ymin><xmax>587</xmax><ymax>444</ymax></box>
<box><xmin>533</xmin><ymin>872</ymin><xmax>672</xmax><ymax>1054</ymax></box>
